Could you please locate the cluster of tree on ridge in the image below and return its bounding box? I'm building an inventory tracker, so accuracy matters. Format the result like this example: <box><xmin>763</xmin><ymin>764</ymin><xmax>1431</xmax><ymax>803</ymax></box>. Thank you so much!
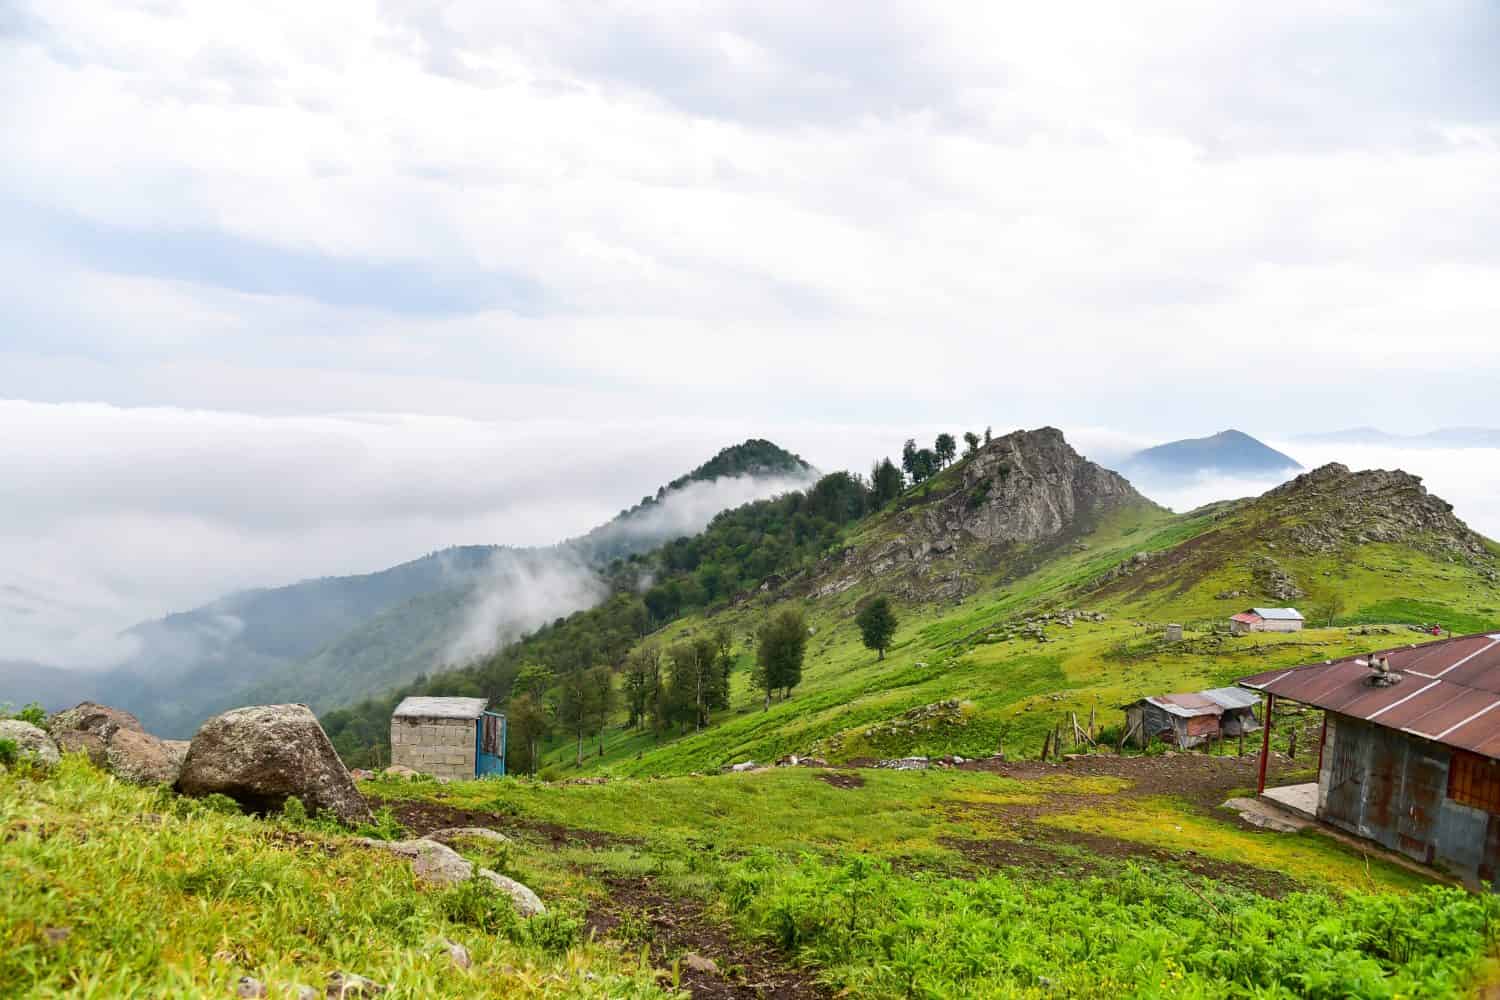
<box><xmin>322</xmin><ymin>432</ymin><xmax>962</xmax><ymax>768</ymax></box>
<box><xmin>897</xmin><ymin>426</ymin><xmax>991</xmax><ymax>485</ymax></box>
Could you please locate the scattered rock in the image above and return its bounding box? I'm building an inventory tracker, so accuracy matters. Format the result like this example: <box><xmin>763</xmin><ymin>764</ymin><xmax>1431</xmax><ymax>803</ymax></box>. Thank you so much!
<box><xmin>681</xmin><ymin>953</ymin><xmax>719</xmax><ymax>975</ymax></box>
<box><xmin>291</xmin><ymin>987</ymin><xmax>318</xmax><ymax>1000</ymax></box>
<box><xmin>357</xmin><ymin>838</ymin><xmax>545</xmax><ymax>915</ymax></box>
<box><xmin>43</xmin><ymin>926</ymin><xmax>71</xmax><ymax>946</ymax></box>
<box><xmin>427</xmin><ymin>827</ymin><xmax>511</xmax><ymax>847</ymax></box>
<box><xmin>325</xmin><ymin>971</ymin><xmax>385</xmax><ymax>998</ymax></box>
<box><xmin>478</xmin><ymin>869</ymin><xmax>546</xmax><ymax>917</ymax></box>
<box><xmin>176</xmin><ymin>704</ymin><xmax>371</xmax><ymax>825</ymax></box>
<box><xmin>0</xmin><ymin>720</ymin><xmax>61</xmax><ymax>769</ymax></box>
<box><xmin>349</xmin><ymin>768</ymin><xmax>373</xmax><ymax>781</ymax></box>
<box><xmin>53</xmin><ymin>730</ymin><xmax>108</xmax><ymax>765</ymax></box>
<box><xmin>729</xmin><ymin>760</ymin><xmax>758</xmax><ymax>772</ymax></box>
<box><xmin>382</xmin><ymin>765</ymin><xmax>418</xmax><ymax>779</ymax></box>
<box><xmin>444</xmin><ymin>940</ymin><xmax>472</xmax><ymax>970</ymax></box>
<box><xmin>235</xmin><ymin>976</ymin><xmax>268</xmax><ymax>998</ymax></box>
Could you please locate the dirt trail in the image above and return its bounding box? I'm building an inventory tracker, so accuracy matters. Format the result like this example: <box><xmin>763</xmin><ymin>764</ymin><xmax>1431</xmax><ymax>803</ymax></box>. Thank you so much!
<box><xmin>367</xmin><ymin>794</ymin><xmax>829</xmax><ymax>999</ymax></box>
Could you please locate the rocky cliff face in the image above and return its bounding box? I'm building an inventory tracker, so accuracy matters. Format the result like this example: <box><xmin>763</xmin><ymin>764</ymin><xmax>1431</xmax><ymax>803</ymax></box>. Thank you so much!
<box><xmin>811</xmin><ymin>428</ymin><xmax>1153</xmax><ymax>602</ymax></box>
<box><xmin>1264</xmin><ymin>463</ymin><xmax>1490</xmax><ymax>560</ymax></box>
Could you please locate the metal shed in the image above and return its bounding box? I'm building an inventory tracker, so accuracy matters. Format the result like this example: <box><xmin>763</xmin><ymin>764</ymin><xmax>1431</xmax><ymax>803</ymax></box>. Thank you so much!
<box><xmin>1122</xmin><ymin>687</ymin><xmax>1262</xmax><ymax>749</ymax></box>
<box><xmin>1241</xmin><ymin>632</ymin><xmax>1500</xmax><ymax>887</ymax></box>
<box><xmin>390</xmin><ymin>696</ymin><xmax>505</xmax><ymax>780</ymax></box>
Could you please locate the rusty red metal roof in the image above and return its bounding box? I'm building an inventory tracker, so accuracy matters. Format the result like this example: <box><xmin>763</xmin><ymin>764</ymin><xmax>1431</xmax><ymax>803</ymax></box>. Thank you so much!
<box><xmin>1239</xmin><ymin>632</ymin><xmax>1500</xmax><ymax>759</ymax></box>
<box><xmin>1231</xmin><ymin>612</ymin><xmax>1262</xmax><ymax>624</ymax></box>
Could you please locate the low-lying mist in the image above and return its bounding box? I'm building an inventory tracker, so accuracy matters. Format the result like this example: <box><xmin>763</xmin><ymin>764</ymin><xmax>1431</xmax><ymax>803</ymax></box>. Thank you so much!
<box><xmin>441</xmin><ymin>471</ymin><xmax>817</xmax><ymax>666</ymax></box>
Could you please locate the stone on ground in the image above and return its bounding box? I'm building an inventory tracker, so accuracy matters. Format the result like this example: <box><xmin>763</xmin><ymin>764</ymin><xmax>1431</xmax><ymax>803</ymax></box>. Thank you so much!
<box><xmin>325</xmin><ymin>971</ymin><xmax>385</xmax><ymax>997</ymax></box>
<box><xmin>105</xmin><ymin>729</ymin><xmax>189</xmax><ymax>785</ymax></box>
<box><xmin>0</xmin><ymin>720</ymin><xmax>61</xmax><ymax>769</ymax></box>
<box><xmin>355</xmin><ymin>838</ymin><xmax>545</xmax><ymax>916</ymax></box>
<box><xmin>681</xmin><ymin>953</ymin><xmax>719</xmax><ymax>975</ymax></box>
<box><xmin>427</xmin><ymin>826</ymin><xmax>511</xmax><ymax>846</ymax></box>
<box><xmin>176</xmin><ymin>704</ymin><xmax>371</xmax><ymax>825</ymax></box>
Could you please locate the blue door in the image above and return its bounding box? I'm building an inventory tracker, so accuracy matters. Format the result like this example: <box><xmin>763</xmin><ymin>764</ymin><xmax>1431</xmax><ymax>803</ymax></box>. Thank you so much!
<box><xmin>476</xmin><ymin>711</ymin><xmax>505</xmax><ymax>777</ymax></box>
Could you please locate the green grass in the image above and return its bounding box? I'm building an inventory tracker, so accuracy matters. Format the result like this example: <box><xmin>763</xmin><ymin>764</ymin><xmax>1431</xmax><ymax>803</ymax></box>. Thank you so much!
<box><xmin>365</xmin><ymin>760</ymin><xmax>1499</xmax><ymax>998</ymax></box>
<box><xmin>0</xmin><ymin>758</ymin><xmax>672</xmax><ymax>999</ymax></box>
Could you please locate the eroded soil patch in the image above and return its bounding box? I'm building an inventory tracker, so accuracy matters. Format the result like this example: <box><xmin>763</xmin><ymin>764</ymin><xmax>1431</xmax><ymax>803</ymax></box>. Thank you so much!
<box><xmin>588</xmin><ymin>874</ymin><xmax>830</xmax><ymax>1000</ymax></box>
<box><xmin>369</xmin><ymin>795</ymin><xmax>627</xmax><ymax>849</ymax></box>
<box><xmin>813</xmin><ymin>770</ymin><xmax>865</xmax><ymax>790</ymax></box>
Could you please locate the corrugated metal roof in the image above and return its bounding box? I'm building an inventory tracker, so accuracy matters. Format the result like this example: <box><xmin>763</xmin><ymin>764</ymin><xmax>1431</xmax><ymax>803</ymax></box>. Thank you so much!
<box><xmin>1231</xmin><ymin>612</ymin><xmax>1263</xmax><ymax>624</ymax></box>
<box><xmin>1251</xmin><ymin>607</ymin><xmax>1304</xmax><ymax>621</ymax></box>
<box><xmin>1129</xmin><ymin>686</ymin><xmax>1263</xmax><ymax>718</ymax></box>
<box><xmin>393</xmin><ymin>696</ymin><xmax>488</xmax><ymax>720</ymax></box>
<box><xmin>1239</xmin><ymin>632</ymin><xmax>1500</xmax><ymax>759</ymax></box>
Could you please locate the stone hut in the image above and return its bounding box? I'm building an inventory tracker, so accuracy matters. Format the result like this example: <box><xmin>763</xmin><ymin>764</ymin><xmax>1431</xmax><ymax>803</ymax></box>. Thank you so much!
<box><xmin>390</xmin><ymin>696</ymin><xmax>505</xmax><ymax>780</ymax></box>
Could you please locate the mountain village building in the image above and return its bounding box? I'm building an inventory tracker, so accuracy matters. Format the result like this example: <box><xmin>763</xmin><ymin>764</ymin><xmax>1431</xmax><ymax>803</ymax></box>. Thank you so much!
<box><xmin>1229</xmin><ymin>607</ymin><xmax>1304</xmax><ymax>634</ymax></box>
<box><xmin>1241</xmin><ymin>633</ymin><xmax>1500</xmax><ymax>888</ymax></box>
<box><xmin>390</xmin><ymin>696</ymin><xmax>506</xmax><ymax>780</ymax></box>
<box><xmin>1120</xmin><ymin>687</ymin><xmax>1261</xmax><ymax>750</ymax></box>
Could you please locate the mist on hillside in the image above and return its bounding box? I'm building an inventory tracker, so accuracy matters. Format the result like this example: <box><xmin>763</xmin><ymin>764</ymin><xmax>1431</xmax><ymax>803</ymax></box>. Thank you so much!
<box><xmin>441</xmin><ymin>471</ymin><xmax>817</xmax><ymax>665</ymax></box>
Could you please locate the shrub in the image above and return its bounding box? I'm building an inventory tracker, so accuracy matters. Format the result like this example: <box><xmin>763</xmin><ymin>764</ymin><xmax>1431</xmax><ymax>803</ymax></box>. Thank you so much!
<box><xmin>0</xmin><ymin>738</ymin><xmax>17</xmax><ymax>767</ymax></box>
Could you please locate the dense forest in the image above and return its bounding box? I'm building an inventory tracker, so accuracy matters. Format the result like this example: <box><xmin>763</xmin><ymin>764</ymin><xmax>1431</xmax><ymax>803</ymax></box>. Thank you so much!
<box><xmin>323</xmin><ymin>434</ymin><xmax>975</xmax><ymax>767</ymax></box>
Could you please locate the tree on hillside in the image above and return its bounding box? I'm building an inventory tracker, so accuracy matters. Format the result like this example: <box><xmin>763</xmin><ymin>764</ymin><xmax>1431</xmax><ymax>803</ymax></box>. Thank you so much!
<box><xmin>666</xmin><ymin>635</ymin><xmax>732</xmax><ymax>731</ymax></box>
<box><xmin>511</xmin><ymin>663</ymin><xmax>553</xmax><ymax>702</ymax></box>
<box><xmin>506</xmin><ymin>692</ymin><xmax>551</xmax><ymax>776</ymax></box>
<box><xmin>963</xmin><ymin>431</ymin><xmax>981</xmax><ymax>456</ymax></box>
<box><xmin>911</xmin><ymin>448</ymin><xmax>938</xmax><ymax>483</ymax></box>
<box><xmin>589</xmin><ymin>665</ymin><xmax>618</xmax><ymax>757</ymax></box>
<box><xmin>754</xmin><ymin>608</ymin><xmax>808</xmax><ymax>710</ymax></box>
<box><xmin>901</xmin><ymin>439</ymin><xmax>918</xmax><ymax>480</ymax></box>
<box><xmin>856</xmin><ymin>596</ymin><xmax>898</xmax><ymax>661</ymax></box>
<box><xmin>984</xmin><ymin>426</ymin><xmax>992</xmax><ymax>445</ymax></box>
<box><xmin>623</xmin><ymin>645</ymin><xmax>662</xmax><ymax>730</ymax></box>
<box><xmin>1313</xmin><ymin>594</ymin><xmax>1345</xmax><ymax>628</ymax></box>
<box><xmin>935</xmin><ymin>433</ymin><xmax>957</xmax><ymax>467</ymax></box>
<box><xmin>558</xmin><ymin>666</ymin><xmax>609</xmax><ymax>767</ymax></box>
<box><xmin>871</xmin><ymin>457</ymin><xmax>904</xmax><ymax>504</ymax></box>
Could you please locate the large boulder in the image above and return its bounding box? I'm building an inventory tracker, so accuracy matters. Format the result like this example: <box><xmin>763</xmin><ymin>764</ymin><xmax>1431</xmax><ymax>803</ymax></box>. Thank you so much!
<box><xmin>47</xmin><ymin>702</ymin><xmax>145</xmax><ymax>744</ymax></box>
<box><xmin>0</xmin><ymin>720</ymin><xmax>62</xmax><ymax>769</ymax></box>
<box><xmin>106</xmin><ymin>730</ymin><xmax>189</xmax><ymax>785</ymax></box>
<box><xmin>46</xmin><ymin>701</ymin><xmax>186</xmax><ymax>785</ymax></box>
<box><xmin>176</xmin><ymin>704</ymin><xmax>371</xmax><ymax>825</ymax></box>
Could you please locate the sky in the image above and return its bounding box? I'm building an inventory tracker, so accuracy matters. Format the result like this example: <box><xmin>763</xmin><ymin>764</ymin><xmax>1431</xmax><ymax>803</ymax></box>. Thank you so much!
<box><xmin>2</xmin><ymin>1</ymin><xmax>1499</xmax><ymax>667</ymax></box>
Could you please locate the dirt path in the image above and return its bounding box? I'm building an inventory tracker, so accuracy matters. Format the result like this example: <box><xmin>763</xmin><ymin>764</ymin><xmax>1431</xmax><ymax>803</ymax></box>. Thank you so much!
<box><xmin>367</xmin><ymin>793</ymin><xmax>829</xmax><ymax>999</ymax></box>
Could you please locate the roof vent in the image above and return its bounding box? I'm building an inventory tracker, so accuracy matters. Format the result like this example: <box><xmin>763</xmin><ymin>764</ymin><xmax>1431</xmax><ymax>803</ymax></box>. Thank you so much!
<box><xmin>1365</xmin><ymin>653</ymin><xmax>1402</xmax><ymax>688</ymax></box>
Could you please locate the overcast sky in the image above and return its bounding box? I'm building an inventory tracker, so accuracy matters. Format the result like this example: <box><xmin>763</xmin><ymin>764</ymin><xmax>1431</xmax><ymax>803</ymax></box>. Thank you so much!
<box><xmin>3</xmin><ymin>1</ymin><xmax>1499</xmax><ymax>666</ymax></box>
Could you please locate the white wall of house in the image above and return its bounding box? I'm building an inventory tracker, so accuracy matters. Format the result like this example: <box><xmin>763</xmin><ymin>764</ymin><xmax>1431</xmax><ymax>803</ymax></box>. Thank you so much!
<box><xmin>390</xmin><ymin>715</ymin><xmax>475</xmax><ymax>779</ymax></box>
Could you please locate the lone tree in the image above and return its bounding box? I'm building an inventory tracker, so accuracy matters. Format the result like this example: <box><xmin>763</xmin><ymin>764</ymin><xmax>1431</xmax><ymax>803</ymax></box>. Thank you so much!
<box><xmin>856</xmin><ymin>596</ymin><xmax>898</xmax><ymax>660</ymax></box>
<box><xmin>963</xmin><ymin>430</ymin><xmax>980</xmax><ymax>456</ymax></box>
<box><xmin>935</xmin><ymin>433</ymin><xmax>957</xmax><ymax>467</ymax></box>
<box><xmin>754</xmin><ymin>607</ymin><xmax>808</xmax><ymax>710</ymax></box>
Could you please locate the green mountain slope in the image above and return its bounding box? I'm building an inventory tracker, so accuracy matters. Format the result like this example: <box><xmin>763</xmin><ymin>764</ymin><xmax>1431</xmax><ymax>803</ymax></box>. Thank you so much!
<box><xmin>21</xmin><ymin>440</ymin><xmax>812</xmax><ymax>737</ymax></box>
<box><xmin>489</xmin><ymin>436</ymin><xmax>1497</xmax><ymax>779</ymax></box>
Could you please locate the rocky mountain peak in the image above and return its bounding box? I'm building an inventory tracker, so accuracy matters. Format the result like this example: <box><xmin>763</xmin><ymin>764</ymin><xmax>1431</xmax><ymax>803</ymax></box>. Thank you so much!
<box><xmin>812</xmin><ymin>428</ymin><xmax>1153</xmax><ymax>602</ymax></box>
<box><xmin>1262</xmin><ymin>462</ymin><xmax>1488</xmax><ymax>559</ymax></box>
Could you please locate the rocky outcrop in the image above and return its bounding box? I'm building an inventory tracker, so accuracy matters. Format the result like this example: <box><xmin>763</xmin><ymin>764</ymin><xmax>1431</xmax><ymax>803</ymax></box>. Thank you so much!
<box><xmin>48</xmin><ymin>701</ymin><xmax>188</xmax><ymax>785</ymax></box>
<box><xmin>1265</xmin><ymin>464</ymin><xmax>1490</xmax><ymax>559</ymax></box>
<box><xmin>812</xmin><ymin>428</ymin><xmax>1154</xmax><ymax>602</ymax></box>
<box><xmin>176</xmin><ymin>704</ymin><xmax>371</xmax><ymax>825</ymax></box>
<box><xmin>0</xmin><ymin>720</ymin><xmax>61</xmax><ymax>769</ymax></box>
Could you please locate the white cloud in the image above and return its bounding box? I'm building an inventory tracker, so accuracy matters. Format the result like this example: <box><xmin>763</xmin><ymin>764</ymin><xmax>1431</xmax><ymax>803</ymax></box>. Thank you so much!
<box><xmin>1</xmin><ymin>2</ymin><xmax>1497</xmax><ymax>664</ymax></box>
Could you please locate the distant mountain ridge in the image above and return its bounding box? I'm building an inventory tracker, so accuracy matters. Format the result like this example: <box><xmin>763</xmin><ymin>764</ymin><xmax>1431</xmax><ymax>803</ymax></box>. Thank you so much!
<box><xmin>7</xmin><ymin>440</ymin><xmax>815</xmax><ymax>735</ymax></box>
<box><xmin>1296</xmin><ymin>427</ymin><xmax>1500</xmax><ymax>449</ymax></box>
<box><xmin>1123</xmin><ymin>429</ymin><xmax>1301</xmax><ymax>480</ymax></box>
